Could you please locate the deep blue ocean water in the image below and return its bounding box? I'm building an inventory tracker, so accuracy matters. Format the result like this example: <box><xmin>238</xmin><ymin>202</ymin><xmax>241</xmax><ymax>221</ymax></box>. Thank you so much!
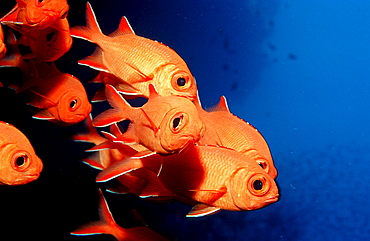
<box><xmin>0</xmin><ymin>0</ymin><xmax>369</xmax><ymax>240</ymax></box>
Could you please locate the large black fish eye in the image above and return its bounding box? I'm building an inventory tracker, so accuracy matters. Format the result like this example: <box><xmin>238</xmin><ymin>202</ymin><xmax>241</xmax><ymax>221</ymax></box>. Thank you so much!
<box><xmin>177</xmin><ymin>77</ymin><xmax>186</xmax><ymax>86</ymax></box>
<box><xmin>253</xmin><ymin>180</ymin><xmax>263</xmax><ymax>190</ymax></box>
<box><xmin>46</xmin><ymin>31</ymin><xmax>56</xmax><ymax>42</ymax></box>
<box><xmin>70</xmin><ymin>99</ymin><xmax>78</xmax><ymax>109</ymax></box>
<box><xmin>16</xmin><ymin>155</ymin><xmax>28</xmax><ymax>167</ymax></box>
<box><xmin>173</xmin><ymin>116</ymin><xmax>181</xmax><ymax>129</ymax></box>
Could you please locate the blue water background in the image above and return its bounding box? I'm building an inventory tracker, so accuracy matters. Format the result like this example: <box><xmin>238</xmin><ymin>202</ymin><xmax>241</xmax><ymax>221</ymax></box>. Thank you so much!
<box><xmin>0</xmin><ymin>0</ymin><xmax>369</xmax><ymax>240</ymax></box>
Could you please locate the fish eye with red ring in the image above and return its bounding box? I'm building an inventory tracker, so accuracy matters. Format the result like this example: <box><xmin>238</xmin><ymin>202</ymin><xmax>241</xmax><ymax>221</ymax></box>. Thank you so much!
<box><xmin>68</xmin><ymin>97</ymin><xmax>81</xmax><ymax>112</ymax></box>
<box><xmin>171</xmin><ymin>72</ymin><xmax>192</xmax><ymax>92</ymax></box>
<box><xmin>11</xmin><ymin>152</ymin><xmax>31</xmax><ymax>172</ymax></box>
<box><xmin>169</xmin><ymin>112</ymin><xmax>189</xmax><ymax>133</ymax></box>
<box><xmin>247</xmin><ymin>173</ymin><xmax>271</xmax><ymax>196</ymax></box>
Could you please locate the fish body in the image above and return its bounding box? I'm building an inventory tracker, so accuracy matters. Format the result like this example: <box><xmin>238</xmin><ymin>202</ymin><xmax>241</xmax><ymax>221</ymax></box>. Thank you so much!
<box><xmin>93</xmin><ymin>85</ymin><xmax>204</xmax><ymax>154</ymax></box>
<box><xmin>195</xmin><ymin>96</ymin><xmax>278</xmax><ymax>179</ymax></box>
<box><xmin>0</xmin><ymin>32</ymin><xmax>91</xmax><ymax>125</ymax></box>
<box><xmin>97</xmin><ymin>144</ymin><xmax>279</xmax><ymax>217</ymax></box>
<box><xmin>0</xmin><ymin>0</ymin><xmax>69</xmax><ymax>30</ymax></box>
<box><xmin>71</xmin><ymin>2</ymin><xmax>197</xmax><ymax>100</ymax></box>
<box><xmin>71</xmin><ymin>189</ymin><xmax>169</xmax><ymax>241</ymax></box>
<box><xmin>0</xmin><ymin>121</ymin><xmax>43</xmax><ymax>185</ymax></box>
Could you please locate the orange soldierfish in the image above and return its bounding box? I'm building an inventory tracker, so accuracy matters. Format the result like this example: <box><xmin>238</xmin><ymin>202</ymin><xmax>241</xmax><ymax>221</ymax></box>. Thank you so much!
<box><xmin>0</xmin><ymin>0</ymin><xmax>69</xmax><ymax>30</ymax></box>
<box><xmin>96</xmin><ymin>144</ymin><xmax>279</xmax><ymax>217</ymax></box>
<box><xmin>70</xmin><ymin>2</ymin><xmax>197</xmax><ymax>100</ymax></box>
<box><xmin>0</xmin><ymin>31</ymin><xmax>91</xmax><ymax>125</ymax></box>
<box><xmin>0</xmin><ymin>121</ymin><xmax>43</xmax><ymax>185</ymax></box>
<box><xmin>6</xmin><ymin>17</ymin><xmax>72</xmax><ymax>62</ymax></box>
<box><xmin>194</xmin><ymin>95</ymin><xmax>278</xmax><ymax>179</ymax></box>
<box><xmin>93</xmin><ymin>84</ymin><xmax>204</xmax><ymax>154</ymax></box>
<box><xmin>71</xmin><ymin>189</ymin><xmax>170</xmax><ymax>241</ymax></box>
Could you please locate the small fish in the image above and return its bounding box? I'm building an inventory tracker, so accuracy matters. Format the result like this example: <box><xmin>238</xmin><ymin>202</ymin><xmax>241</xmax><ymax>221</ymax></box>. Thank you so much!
<box><xmin>195</xmin><ymin>95</ymin><xmax>278</xmax><ymax>179</ymax></box>
<box><xmin>93</xmin><ymin>84</ymin><xmax>204</xmax><ymax>154</ymax></box>
<box><xmin>0</xmin><ymin>121</ymin><xmax>43</xmax><ymax>185</ymax></box>
<box><xmin>0</xmin><ymin>31</ymin><xmax>91</xmax><ymax>125</ymax></box>
<box><xmin>0</xmin><ymin>0</ymin><xmax>69</xmax><ymax>30</ymax></box>
<box><xmin>96</xmin><ymin>144</ymin><xmax>279</xmax><ymax>217</ymax></box>
<box><xmin>6</xmin><ymin>17</ymin><xmax>72</xmax><ymax>62</ymax></box>
<box><xmin>70</xmin><ymin>2</ymin><xmax>197</xmax><ymax>100</ymax></box>
<box><xmin>71</xmin><ymin>189</ymin><xmax>170</xmax><ymax>241</ymax></box>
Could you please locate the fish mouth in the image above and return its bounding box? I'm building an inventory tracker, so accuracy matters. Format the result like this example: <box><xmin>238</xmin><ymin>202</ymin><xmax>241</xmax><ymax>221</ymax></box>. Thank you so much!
<box><xmin>265</xmin><ymin>195</ymin><xmax>279</xmax><ymax>204</ymax></box>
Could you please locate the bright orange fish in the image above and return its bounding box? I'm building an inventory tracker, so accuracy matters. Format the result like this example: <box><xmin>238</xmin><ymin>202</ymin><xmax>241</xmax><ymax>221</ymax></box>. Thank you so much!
<box><xmin>0</xmin><ymin>0</ymin><xmax>69</xmax><ymax>30</ymax></box>
<box><xmin>97</xmin><ymin>144</ymin><xmax>279</xmax><ymax>217</ymax></box>
<box><xmin>93</xmin><ymin>84</ymin><xmax>204</xmax><ymax>154</ymax></box>
<box><xmin>70</xmin><ymin>2</ymin><xmax>197</xmax><ymax>100</ymax></box>
<box><xmin>0</xmin><ymin>121</ymin><xmax>43</xmax><ymax>185</ymax></box>
<box><xmin>6</xmin><ymin>17</ymin><xmax>72</xmax><ymax>62</ymax></box>
<box><xmin>194</xmin><ymin>95</ymin><xmax>278</xmax><ymax>179</ymax></box>
<box><xmin>0</xmin><ymin>31</ymin><xmax>91</xmax><ymax>125</ymax></box>
<box><xmin>71</xmin><ymin>189</ymin><xmax>170</xmax><ymax>241</ymax></box>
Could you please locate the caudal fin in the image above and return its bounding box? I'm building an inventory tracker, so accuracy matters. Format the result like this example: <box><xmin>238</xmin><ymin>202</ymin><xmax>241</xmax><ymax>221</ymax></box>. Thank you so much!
<box><xmin>71</xmin><ymin>189</ymin><xmax>124</xmax><ymax>238</ymax></box>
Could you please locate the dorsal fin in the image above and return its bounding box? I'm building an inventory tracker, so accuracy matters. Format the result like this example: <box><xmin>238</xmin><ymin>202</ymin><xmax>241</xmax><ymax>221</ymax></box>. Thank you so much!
<box><xmin>109</xmin><ymin>16</ymin><xmax>135</xmax><ymax>37</ymax></box>
<box><xmin>206</xmin><ymin>96</ymin><xmax>230</xmax><ymax>112</ymax></box>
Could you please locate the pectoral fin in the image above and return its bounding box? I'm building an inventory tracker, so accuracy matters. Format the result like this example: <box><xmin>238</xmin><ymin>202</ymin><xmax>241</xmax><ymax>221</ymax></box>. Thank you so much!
<box><xmin>188</xmin><ymin>186</ymin><xmax>227</xmax><ymax>203</ymax></box>
<box><xmin>32</xmin><ymin>109</ymin><xmax>55</xmax><ymax>120</ymax></box>
<box><xmin>96</xmin><ymin>158</ymin><xmax>144</xmax><ymax>182</ymax></box>
<box><xmin>186</xmin><ymin>204</ymin><xmax>221</xmax><ymax>218</ymax></box>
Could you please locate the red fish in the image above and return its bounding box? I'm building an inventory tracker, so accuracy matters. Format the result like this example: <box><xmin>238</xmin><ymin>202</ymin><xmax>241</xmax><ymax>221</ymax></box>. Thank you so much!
<box><xmin>0</xmin><ymin>121</ymin><xmax>43</xmax><ymax>185</ymax></box>
<box><xmin>5</xmin><ymin>17</ymin><xmax>72</xmax><ymax>62</ymax></box>
<box><xmin>93</xmin><ymin>84</ymin><xmax>204</xmax><ymax>154</ymax></box>
<box><xmin>194</xmin><ymin>95</ymin><xmax>278</xmax><ymax>179</ymax></box>
<box><xmin>0</xmin><ymin>0</ymin><xmax>69</xmax><ymax>30</ymax></box>
<box><xmin>0</xmin><ymin>31</ymin><xmax>91</xmax><ymax>125</ymax></box>
<box><xmin>70</xmin><ymin>2</ymin><xmax>197</xmax><ymax>100</ymax></box>
<box><xmin>71</xmin><ymin>189</ymin><xmax>170</xmax><ymax>241</ymax></box>
<box><xmin>96</xmin><ymin>144</ymin><xmax>279</xmax><ymax>217</ymax></box>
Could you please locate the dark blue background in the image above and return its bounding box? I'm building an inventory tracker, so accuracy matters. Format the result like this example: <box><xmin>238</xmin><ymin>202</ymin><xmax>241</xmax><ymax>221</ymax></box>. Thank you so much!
<box><xmin>0</xmin><ymin>0</ymin><xmax>369</xmax><ymax>240</ymax></box>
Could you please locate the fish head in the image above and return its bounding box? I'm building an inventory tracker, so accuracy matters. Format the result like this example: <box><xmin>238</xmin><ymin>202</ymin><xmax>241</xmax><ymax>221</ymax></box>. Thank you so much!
<box><xmin>153</xmin><ymin>97</ymin><xmax>204</xmax><ymax>153</ymax></box>
<box><xmin>30</xmin><ymin>18</ymin><xmax>72</xmax><ymax>62</ymax></box>
<box><xmin>0</xmin><ymin>142</ymin><xmax>43</xmax><ymax>185</ymax></box>
<box><xmin>153</xmin><ymin>63</ymin><xmax>198</xmax><ymax>101</ymax></box>
<box><xmin>228</xmin><ymin>167</ymin><xmax>279</xmax><ymax>211</ymax></box>
<box><xmin>48</xmin><ymin>78</ymin><xmax>92</xmax><ymax>125</ymax></box>
<box><xmin>21</xmin><ymin>0</ymin><xmax>69</xmax><ymax>29</ymax></box>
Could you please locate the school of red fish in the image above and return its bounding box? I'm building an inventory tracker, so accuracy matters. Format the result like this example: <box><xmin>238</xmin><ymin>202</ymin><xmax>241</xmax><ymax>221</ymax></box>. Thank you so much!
<box><xmin>0</xmin><ymin>1</ymin><xmax>279</xmax><ymax>240</ymax></box>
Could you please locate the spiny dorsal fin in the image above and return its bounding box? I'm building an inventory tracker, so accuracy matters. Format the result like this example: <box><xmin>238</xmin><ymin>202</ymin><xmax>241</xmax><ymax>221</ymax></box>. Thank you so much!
<box><xmin>206</xmin><ymin>96</ymin><xmax>230</xmax><ymax>112</ymax></box>
<box><xmin>109</xmin><ymin>16</ymin><xmax>135</xmax><ymax>37</ymax></box>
